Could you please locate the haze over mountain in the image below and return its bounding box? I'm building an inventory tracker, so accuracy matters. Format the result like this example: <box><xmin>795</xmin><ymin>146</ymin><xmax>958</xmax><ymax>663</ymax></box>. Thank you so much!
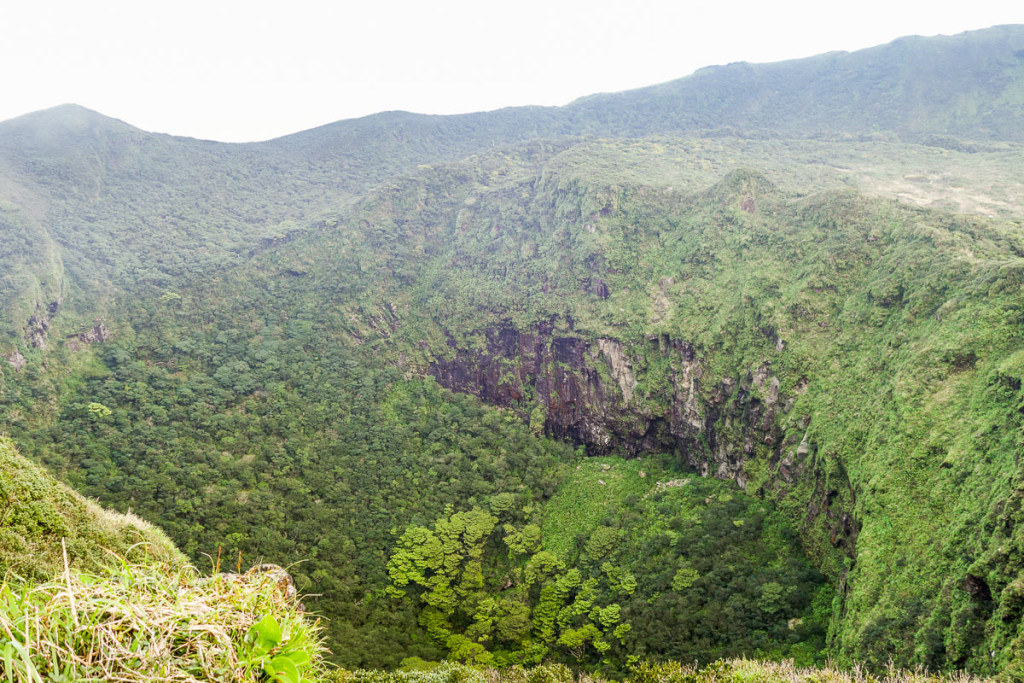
<box><xmin>3</xmin><ymin>25</ymin><xmax>1024</xmax><ymax>678</ymax></box>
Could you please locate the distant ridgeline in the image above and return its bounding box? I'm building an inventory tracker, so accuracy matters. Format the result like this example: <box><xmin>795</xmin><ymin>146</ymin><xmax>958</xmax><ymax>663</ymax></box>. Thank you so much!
<box><xmin>2</xmin><ymin>25</ymin><xmax>1024</xmax><ymax>677</ymax></box>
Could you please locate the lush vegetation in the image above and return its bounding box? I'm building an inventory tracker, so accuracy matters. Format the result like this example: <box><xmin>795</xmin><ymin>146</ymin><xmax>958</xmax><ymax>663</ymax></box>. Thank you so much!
<box><xmin>545</xmin><ymin>462</ymin><xmax>829</xmax><ymax>667</ymax></box>
<box><xmin>0</xmin><ymin>285</ymin><xmax>826</xmax><ymax>668</ymax></box>
<box><xmin>2</xmin><ymin>24</ymin><xmax>1024</xmax><ymax>679</ymax></box>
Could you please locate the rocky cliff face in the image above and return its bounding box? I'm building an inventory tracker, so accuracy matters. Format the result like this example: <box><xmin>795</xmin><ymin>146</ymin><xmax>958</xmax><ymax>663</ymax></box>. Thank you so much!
<box><xmin>429</xmin><ymin>320</ymin><xmax>859</xmax><ymax>557</ymax></box>
<box><xmin>431</xmin><ymin>321</ymin><xmax>649</xmax><ymax>450</ymax></box>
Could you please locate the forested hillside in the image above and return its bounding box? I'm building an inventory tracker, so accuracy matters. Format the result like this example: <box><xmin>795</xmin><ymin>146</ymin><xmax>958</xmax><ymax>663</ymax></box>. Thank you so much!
<box><xmin>3</xmin><ymin>24</ymin><xmax>1024</xmax><ymax>678</ymax></box>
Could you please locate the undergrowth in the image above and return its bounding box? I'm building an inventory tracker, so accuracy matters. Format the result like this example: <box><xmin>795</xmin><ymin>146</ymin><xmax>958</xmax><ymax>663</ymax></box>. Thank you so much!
<box><xmin>330</xmin><ymin>660</ymin><xmax>994</xmax><ymax>683</ymax></box>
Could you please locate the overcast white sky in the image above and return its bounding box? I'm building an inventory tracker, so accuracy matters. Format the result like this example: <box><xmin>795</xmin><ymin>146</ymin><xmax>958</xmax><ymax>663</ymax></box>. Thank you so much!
<box><xmin>2</xmin><ymin>0</ymin><xmax>1022</xmax><ymax>142</ymax></box>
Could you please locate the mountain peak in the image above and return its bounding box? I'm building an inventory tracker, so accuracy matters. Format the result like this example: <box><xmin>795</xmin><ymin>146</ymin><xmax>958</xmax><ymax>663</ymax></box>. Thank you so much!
<box><xmin>0</xmin><ymin>104</ymin><xmax>140</xmax><ymax>143</ymax></box>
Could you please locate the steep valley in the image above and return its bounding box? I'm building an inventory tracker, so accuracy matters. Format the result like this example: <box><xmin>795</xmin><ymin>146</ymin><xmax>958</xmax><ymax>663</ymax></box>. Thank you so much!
<box><xmin>3</xmin><ymin>25</ymin><xmax>1024</xmax><ymax>679</ymax></box>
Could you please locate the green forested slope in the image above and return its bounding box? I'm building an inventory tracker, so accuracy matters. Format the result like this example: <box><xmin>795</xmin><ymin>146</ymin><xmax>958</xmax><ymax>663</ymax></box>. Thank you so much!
<box><xmin>0</xmin><ymin>205</ymin><xmax>63</xmax><ymax>345</ymax></box>
<box><xmin>566</xmin><ymin>25</ymin><xmax>1024</xmax><ymax>141</ymax></box>
<box><xmin>0</xmin><ymin>436</ymin><xmax>184</xmax><ymax>579</ymax></box>
<box><xmin>0</xmin><ymin>105</ymin><xmax>351</xmax><ymax>331</ymax></box>
<box><xmin>4</xmin><ymin>137</ymin><xmax>1023</xmax><ymax>671</ymax></box>
<box><xmin>2</xmin><ymin>23</ymin><xmax>1024</xmax><ymax>678</ymax></box>
<box><xmin>2</xmin><ymin>26</ymin><xmax>1022</xmax><ymax>348</ymax></box>
<box><xmin>0</xmin><ymin>210</ymin><xmax>827</xmax><ymax>668</ymax></box>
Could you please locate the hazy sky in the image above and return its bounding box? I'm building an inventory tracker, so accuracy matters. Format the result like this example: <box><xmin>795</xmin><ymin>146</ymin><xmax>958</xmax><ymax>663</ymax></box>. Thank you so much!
<box><xmin>3</xmin><ymin>0</ymin><xmax>1021</xmax><ymax>142</ymax></box>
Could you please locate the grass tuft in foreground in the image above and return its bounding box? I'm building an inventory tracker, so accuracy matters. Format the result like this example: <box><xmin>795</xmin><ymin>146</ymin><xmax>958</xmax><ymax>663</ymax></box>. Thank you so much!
<box><xmin>0</xmin><ymin>559</ymin><xmax>325</xmax><ymax>682</ymax></box>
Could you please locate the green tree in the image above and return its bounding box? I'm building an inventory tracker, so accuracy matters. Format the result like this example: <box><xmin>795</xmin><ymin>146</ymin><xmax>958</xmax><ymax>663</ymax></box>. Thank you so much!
<box><xmin>388</xmin><ymin>509</ymin><xmax>630</xmax><ymax>665</ymax></box>
<box><xmin>387</xmin><ymin>507</ymin><xmax>499</xmax><ymax>647</ymax></box>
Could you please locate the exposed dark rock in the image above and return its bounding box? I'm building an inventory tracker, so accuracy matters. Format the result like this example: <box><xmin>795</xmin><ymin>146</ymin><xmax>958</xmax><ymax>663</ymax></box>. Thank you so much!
<box><xmin>964</xmin><ymin>573</ymin><xmax>993</xmax><ymax>604</ymax></box>
<box><xmin>77</xmin><ymin>323</ymin><xmax>111</xmax><ymax>344</ymax></box>
<box><xmin>431</xmin><ymin>321</ymin><xmax>648</xmax><ymax>449</ymax></box>
<box><xmin>581</xmin><ymin>278</ymin><xmax>610</xmax><ymax>299</ymax></box>
<box><xmin>65</xmin><ymin>322</ymin><xmax>113</xmax><ymax>351</ymax></box>
<box><xmin>26</xmin><ymin>314</ymin><xmax>49</xmax><ymax>349</ymax></box>
<box><xmin>24</xmin><ymin>298</ymin><xmax>62</xmax><ymax>350</ymax></box>
<box><xmin>248</xmin><ymin>227</ymin><xmax>308</xmax><ymax>257</ymax></box>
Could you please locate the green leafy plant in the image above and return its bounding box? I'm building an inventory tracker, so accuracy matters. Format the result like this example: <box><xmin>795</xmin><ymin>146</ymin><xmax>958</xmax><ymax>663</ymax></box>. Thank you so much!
<box><xmin>244</xmin><ymin>614</ymin><xmax>315</xmax><ymax>683</ymax></box>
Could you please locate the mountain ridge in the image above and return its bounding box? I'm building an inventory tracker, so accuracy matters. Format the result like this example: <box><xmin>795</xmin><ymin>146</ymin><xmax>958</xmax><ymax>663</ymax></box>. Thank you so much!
<box><xmin>5</xmin><ymin>24</ymin><xmax>1024</xmax><ymax>147</ymax></box>
<box><xmin>2</xmin><ymin>24</ymin><xmax>1022</xmax><ymax>353</ymax></box>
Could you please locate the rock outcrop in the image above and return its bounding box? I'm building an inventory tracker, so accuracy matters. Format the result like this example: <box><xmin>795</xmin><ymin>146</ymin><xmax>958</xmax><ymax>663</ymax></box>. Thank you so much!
<box><xmin>66</xmin><ymin>322</ymin><xmax>112</xmax><ymax>350</ymax></box>
<box><xmin>26</xmin><ymin>313</ymin><xmax>49</xmax><ymax>349</ymax></box>
<box><xmin>3</xmin><ymin>349</ymin><xmax>26</xmax><ymax>370</ymax></box>
<box><xmin>217</xmin><ymin>563</ymin><xmax>306</xmax><ymax>612</ymax></box>
<box><xmin>24</xmin><ymin>297</ymin><xmax>63</xmax><ymax>349</ymax></box>
<box><xmin>429</xmin><ymin>320</ymin><xmax>860</xmax><ymax>557</ymax></box>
